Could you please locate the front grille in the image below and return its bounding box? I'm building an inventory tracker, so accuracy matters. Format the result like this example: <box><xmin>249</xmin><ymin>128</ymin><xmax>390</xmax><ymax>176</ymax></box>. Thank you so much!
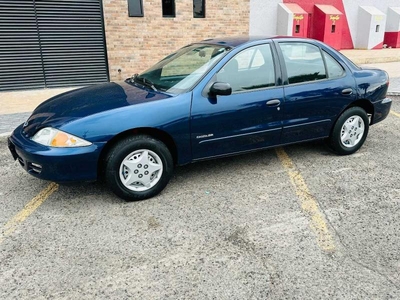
<box><xmin>28</xmin><ymin>162</ymin><xmax>42</xmax><ymax>174</ymax></box>
<box><xmin>8</xmin><ymin>138</ymin><xmax>24</xmax><ymax>167</ymax></box>
<box><xmin>8</xmin><ymin>138</ymin><xmax>42</xmax><ymax>174</ymax></box>
<box><xmin>17</xmin><ymin>157</ymin><xmax>25</xmax><ymax>167</ymax></box>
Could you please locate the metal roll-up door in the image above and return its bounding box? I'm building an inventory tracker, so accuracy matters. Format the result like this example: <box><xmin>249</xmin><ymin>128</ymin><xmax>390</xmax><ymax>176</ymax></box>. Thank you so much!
<box><xmin>35</xmin><ymin>0</ymin><xmax>109</xmax><ymax>87</ymax></box>
<box><xmin>0</xmin><ymin>0</ymin><xmax>108</xmax><ymax>91</ymax></box>
<box><xmin>0</xmin><ymin>0</ymin><xmax>45</xmax><ymax>91</ymax></box>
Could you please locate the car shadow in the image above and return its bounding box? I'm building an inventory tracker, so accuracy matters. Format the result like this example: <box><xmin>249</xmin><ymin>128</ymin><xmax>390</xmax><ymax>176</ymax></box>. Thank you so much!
<box><xmin>54</xmin><ymin>140</ymin><xmax>333</xmax><ymax>203</ymax></box>
<box><xmin>171</xmin><ymin>140</ymin><xmax>333</xmax><ymax>188</ymax></box>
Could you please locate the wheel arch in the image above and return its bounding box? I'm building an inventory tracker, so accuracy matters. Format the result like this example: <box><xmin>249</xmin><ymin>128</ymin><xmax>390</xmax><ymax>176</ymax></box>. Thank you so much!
<box><xmin>329</xmin><ymin>99</ymin><xmax>373</xmax><ymax>137</ymax></box>
<box><xmin>97</xmin><ymin>127</ymin><xmax>178</xmax><ymax>179</ymax></box>
<box><xmin>327</xmin><ymin>105</ymin><xmax>370</xmax><ymax>155</ymax></box>
<box><xmin>344</xmin><ymin>99</ymin><xmax>374</xmax><ymax>123</ymax></box>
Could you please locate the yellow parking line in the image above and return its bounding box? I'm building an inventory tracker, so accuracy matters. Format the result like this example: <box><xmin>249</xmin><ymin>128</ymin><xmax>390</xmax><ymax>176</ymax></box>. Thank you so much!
<box><xmin>275</xmin><ymin>148</ymin><xmax>335</xmax><ymax>253</ymax></box>
<box><xmin>0</xmin><ymin>182</ymin><xmax>58</xmax><ymax>245</ymax></box>
<box><xmin>390</xmin><ymin>110</ymin><xmax>400</xmax><ymax>118</ymax></box>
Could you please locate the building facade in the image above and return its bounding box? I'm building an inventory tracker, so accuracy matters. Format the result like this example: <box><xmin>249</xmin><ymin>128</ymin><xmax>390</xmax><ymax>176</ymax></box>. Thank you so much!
<box><xmin>251</xmin><ymin>0</ymin><xmax>400</xmax><ymax>50</ymax></box>
<box><xmin>103</xmin><ymin>0</ymin><xmax>249</xmax><ymax>81</ymax></box>
<box><xmin>0</xmin><ymin>0</ymin><xmax>399</xmax><ymax>91</ymax></box>
<box><xmin>0</xmin><ymin>0</ymin><xmax>249</xmax><ymax>91</ymax></box>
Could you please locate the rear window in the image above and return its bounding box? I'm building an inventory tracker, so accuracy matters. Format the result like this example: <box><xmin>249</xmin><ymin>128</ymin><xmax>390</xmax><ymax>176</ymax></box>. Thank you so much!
<box><xmin>279</xmin><ymin>42</ymin><xmax>326</xmax><ymax>84</ymax></box>
<box><xmin>323</xmin><ymin>50</ymin><xmax>345</xmax><ymax>79</ymax></box>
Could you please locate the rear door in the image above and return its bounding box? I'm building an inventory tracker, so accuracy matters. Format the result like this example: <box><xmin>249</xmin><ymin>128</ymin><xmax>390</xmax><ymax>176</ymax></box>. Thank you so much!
<box><xmin>276</xmin><ymin>41</ymin><xmax>356</xmax><ymax>144</ymax></box>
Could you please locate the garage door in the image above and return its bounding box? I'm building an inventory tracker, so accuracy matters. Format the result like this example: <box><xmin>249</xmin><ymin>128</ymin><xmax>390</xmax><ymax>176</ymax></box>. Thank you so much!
<box><xmin>0</xmin><ymin>0</ymin><xmax>109</xmax><ymax>91</ymax></box>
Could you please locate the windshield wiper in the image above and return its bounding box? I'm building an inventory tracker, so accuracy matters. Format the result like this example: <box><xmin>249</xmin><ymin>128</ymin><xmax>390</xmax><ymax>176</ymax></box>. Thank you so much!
<box><xmin>131</xmin><ymin>74</ymin><xmax>157</xmax><ymax>92</ymax></box>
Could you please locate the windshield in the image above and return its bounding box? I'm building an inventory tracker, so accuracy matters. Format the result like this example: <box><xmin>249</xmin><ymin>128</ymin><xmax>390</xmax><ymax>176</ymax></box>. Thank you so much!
<box><xmin>135</xmin><ymin>44</ymin><xmax>231</xmax><ymax>94</ymax></box>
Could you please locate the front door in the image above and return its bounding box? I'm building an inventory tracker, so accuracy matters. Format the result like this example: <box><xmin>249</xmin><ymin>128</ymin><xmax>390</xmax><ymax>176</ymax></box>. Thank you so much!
<box><xmin>190</xmin><ymin>43</ymin><xmax>284</xmax><ymax>160</ymax></box>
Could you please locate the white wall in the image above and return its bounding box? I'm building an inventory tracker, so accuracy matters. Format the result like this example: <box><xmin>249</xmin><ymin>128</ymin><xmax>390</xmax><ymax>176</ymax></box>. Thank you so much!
<box><xmin>343</xmin><ymin>0</ymin><xmax>400</xmax><ymax>43</ymax></box>
<box><xmin>355</xmin><ymin>6</ymin><xmax>386</xmax><ymax>49</ymax></box>
<box><xmin>249</xmin><ymin>0</ymin><xmax>400</xmax><ymax>45</ymax></box>
<box><xmin>276</xmin><ymin>3</ymin><xmax>293</xmax><ymax>36</ymax></box>
<box><xmin>250</xmin><ymin>0</ymin><xmax>283</xmax><ymax>36</ymax></box>
<box><xmin>386</xmin><ymin>7</ymin><xmax>400</xmax><ymax>32</ymax></box>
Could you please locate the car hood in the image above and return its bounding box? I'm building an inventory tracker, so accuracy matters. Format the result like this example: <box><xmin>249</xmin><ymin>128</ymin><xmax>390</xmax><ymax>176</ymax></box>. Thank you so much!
<box><xmin>22</xmin><ymin>81</ymin><xmax>171</xmax><ymax>137</ymax></box>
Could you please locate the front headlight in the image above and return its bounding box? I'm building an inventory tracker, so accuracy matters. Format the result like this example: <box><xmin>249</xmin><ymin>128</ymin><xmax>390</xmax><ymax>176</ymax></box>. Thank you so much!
<box><xmin>31</xmin><ymin>127</ymin><xmax>92</xmax><ymax>147</ymax></box>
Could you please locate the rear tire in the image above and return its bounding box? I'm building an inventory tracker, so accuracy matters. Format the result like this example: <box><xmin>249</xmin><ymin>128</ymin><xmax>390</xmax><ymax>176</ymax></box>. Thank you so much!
<box><xmin>104</xmin><ymin>135</ymin><xmax>173</xmax><ymax>201</ymax></box>
<box><xmin>329</xmin><ymin>107</ymin><xmax>369</xmax><ymax>155</ymax></box>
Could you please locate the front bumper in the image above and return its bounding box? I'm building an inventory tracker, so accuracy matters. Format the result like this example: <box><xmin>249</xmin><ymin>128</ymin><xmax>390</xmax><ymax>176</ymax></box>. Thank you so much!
<box><xmin>8</xmin><ymin>124</ymin><xmax>104</xmax><ymax>182</ymax></box>
<box><xmin>372</xmin><ymin>97</ymin><xmax>392</xmax><ymax>125</ymax></box>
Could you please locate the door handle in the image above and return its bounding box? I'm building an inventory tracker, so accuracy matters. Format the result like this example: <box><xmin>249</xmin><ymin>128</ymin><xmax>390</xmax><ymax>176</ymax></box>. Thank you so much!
<box><xmin>342</xmin><ymin>88</ymin><xmax>353</xmax><ymax>95</ymax></box>
<box><xmin>266</xmin><ymin>99</ymin><xmax>281</xmax><ymax>106</ymax></box>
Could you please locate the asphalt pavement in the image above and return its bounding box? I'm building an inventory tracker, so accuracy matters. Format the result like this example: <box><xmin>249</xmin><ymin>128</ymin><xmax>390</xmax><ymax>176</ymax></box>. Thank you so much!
<box><xmin>1</xmin><ymin>56</ymin><xmax>400</xmax><ymax>299</ymax></box>
<box><xmin>0</xmin><ymin>112</ymin><xmax>30</xmax><ymax>137</ymax></box>
<box><xmin>0</xmin><ymin>97</ymin><xmax>399</xmax><ymax>298</ymax></box>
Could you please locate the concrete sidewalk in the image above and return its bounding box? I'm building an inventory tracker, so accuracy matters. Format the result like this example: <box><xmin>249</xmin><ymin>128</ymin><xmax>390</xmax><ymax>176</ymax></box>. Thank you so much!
<box><xmin>1</xmin><ymin>48</ymin><xmax>400</xmax><ymax>136</ymax></box>
<box><xmin>341</xmin><ymin>48</ymin><xmax>400</xmax><ymax>64</ymax></box>
<box><xmin>0</xmin><ymin>87</ymin><xmax>80</xmax><ymax>115</ymax></box>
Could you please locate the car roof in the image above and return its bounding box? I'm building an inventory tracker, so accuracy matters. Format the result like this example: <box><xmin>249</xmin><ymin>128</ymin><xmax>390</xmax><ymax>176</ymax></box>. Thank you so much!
<box><xmin>200</xmin><ymin>35</ymin><xmax>297</xmax><ymax>48</ymax></box>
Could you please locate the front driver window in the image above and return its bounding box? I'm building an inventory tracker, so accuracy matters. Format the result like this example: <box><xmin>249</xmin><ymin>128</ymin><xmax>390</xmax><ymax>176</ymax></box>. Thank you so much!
<box><xmin>138</xmin><ymin>44</ymin><xmax>230</xmax><ymax>94</ymax></box>
<box><xmin>216</xmin><ymin>44</ymin><xmax>275</xmax><ymax>93</ymax></box>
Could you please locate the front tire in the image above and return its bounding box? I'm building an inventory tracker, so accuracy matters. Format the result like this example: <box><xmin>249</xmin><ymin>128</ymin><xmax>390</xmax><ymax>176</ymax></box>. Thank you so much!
<box><xmin>329</xmin><ymin>107</ymin><xmax>369</xmax><ymax>155</ymax></box>
<box><xmin>104</xmin><ymin>135</ymin><xmax>173</xmax><ymax>201</ymax></box>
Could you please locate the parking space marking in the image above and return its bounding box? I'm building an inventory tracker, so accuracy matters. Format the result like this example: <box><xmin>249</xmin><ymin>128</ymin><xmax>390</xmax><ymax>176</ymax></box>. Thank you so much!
<box><xmin>275</xmin><ymin>148</ymin><xmax>336</xmax><ymax>253</ymax></box>
<box><xmin>0</xmin><ymin>182</ymin><xmax>58</xmax><ymax>245</ymax></box>
<box><xmin>390</xmin><ymin>110</ymin><xmax>400</xmax><ymax>118</ymax></box>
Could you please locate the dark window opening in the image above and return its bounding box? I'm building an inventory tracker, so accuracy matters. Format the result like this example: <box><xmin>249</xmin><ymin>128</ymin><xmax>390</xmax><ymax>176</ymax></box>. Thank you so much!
<box><xmin>128</xmin><ymin>0</ymin><xmax>144</xmax><ymax>17</ymax></box>
<box><xmin>193</xmin><ymin>0</ymin><xmax>205</xmax><ymax>18</ymax></box>
<box><xmin>331</xmin><ymin>24</ymin><xmax>336</xmax><ymax>33</ymax></box>
<box><xmin>376</xmin><ymin>25</ymin><xmax>380</xmax><ymax>32</ymax></box>
<box><xmin>162</xmin><ymin>0</ymin><xmax>175</xmax><ymax>17</ymax></box>
<box><xmin>295</xmin><ymin>25</ymin><xmax>300</xmax><ymax>33</ymax></box>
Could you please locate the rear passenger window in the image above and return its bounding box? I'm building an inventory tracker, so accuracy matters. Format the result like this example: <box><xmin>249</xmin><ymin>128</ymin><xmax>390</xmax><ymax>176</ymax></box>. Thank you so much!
<box><xmin>216</xmin><ymin>44</ymin><xmax>275</xmax><ymax>93</ymax></box>
<box><xmin>323</xmin><ymin>51</ymin><xmax>345</xmax><ymax>79</ymax></box>
<box><xmin>279</xmin><ymin>43</ymin><xmax>326</xmax><ymax>84</ymax></box>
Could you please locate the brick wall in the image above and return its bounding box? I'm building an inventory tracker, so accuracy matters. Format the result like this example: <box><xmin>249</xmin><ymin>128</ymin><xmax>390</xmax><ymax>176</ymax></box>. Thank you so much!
<box><xmin>103</xmin><ymin>0</ymin><xmax>250</xmax><ymax>81</ymax></box>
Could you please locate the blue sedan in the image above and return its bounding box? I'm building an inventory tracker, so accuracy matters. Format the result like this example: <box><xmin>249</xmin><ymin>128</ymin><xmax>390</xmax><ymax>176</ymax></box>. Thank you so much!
<box><xmin>8</xmin><ymin>36</ymin><xmax>392</xmax><ymax>201</ymax></box>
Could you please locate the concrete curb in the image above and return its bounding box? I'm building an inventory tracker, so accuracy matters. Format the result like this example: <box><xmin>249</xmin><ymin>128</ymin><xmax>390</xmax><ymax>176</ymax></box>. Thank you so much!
<box><xmin>340</xmin><ymin>49</ymin><xmax>400</xmax><ymax>65</ymax></box>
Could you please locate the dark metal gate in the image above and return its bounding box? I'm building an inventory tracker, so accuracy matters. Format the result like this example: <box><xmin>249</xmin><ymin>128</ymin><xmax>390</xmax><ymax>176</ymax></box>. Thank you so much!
<box><xmin>0</xmin><ymin>0</ymin><xmax>109</xmax><ymax>91</ymax></box>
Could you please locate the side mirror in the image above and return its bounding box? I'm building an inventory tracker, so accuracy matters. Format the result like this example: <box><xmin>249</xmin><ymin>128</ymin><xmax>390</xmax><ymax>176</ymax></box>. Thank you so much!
<box><xmin>209</xmin><ymin>82</ymin><xmax>232</xmax><ymax>97</ymax></box>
